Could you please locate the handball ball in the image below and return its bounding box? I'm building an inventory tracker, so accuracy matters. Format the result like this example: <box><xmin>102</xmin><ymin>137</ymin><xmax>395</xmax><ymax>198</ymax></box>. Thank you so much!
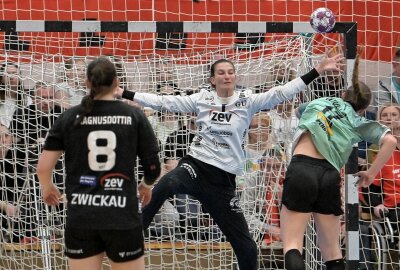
<box><xmin>310</xmin><ymin>7</ymin><xmax>336</xmax><ymax>33</ymax></box>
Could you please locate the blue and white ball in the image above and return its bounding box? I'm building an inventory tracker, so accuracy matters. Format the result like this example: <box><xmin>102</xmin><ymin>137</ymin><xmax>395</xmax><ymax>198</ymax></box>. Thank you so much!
<box><xmin>310</xmin><ymin>7</ymin><xmax>336</xmax><ymax>33</ymax></box>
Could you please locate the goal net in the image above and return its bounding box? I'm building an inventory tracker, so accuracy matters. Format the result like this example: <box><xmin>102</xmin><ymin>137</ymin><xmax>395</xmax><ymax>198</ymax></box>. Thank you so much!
<box><xmin>0</xmin><ymin>23</ymin><xmax>352</xmax><ymax>270</ymax></box>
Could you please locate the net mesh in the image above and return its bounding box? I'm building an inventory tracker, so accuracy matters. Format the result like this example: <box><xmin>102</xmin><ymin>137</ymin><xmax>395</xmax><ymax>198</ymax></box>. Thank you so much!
<box><xmin>0</xmin><ymin>0</ymin><xmax>400</xmax><ymax>269</ymax></box>
<box><xmin>1</xmin><ymin>1</ymin><xmax>400</xmax><ymax>269</ymax></box>
<box><xmin>0</xmin><ymin>30</ymin><xmax>347</xmax><ymax>270</ymax></box>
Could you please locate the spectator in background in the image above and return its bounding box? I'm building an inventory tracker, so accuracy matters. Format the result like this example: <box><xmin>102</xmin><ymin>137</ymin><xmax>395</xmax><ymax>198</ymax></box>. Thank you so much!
<box><xmin>147</xmin><ymin>81</ymin><xmax>181</xmax><ymax>147</ymax></box>
<box><xmin>155</xmin><ymin>58</ymin><xmax>175</xmax><ymax>83</ymax></box>
<box><xmin>55</xmin><ymin>57</ymin><xmax>88</xmax><ymax>109</ymax></box>
<box><xmin>238</xmin><ymin>112</ymin><xmax>281</xmax><ymax>242</ymax></box>
<box><xmin>367</xmin><ymin>104</ymin><xmax>400</xmax><ymax>239</ymax></box>
<box><xmin>13</xmin><ymin>81</ymin><xmax>62</xmax><ymax>167</ymax></box>
<box><xmin>0</xmin><ymin>61</ymin><xmax>31</xmax><ymax>128</ymax></box>
<box><xmin>357</xmin><ymin>104</ymin><xmax>400</xmax><ymax>270</ymax></box>
<box><xmin>0</xmin><ymin>200</ymin><xmax>18</xmax><ymax>243</ymax></box>
<box><xmin>266</xmin><ymin>61</ymin><xmax>298</xmax><ymax>155</ymax></box>
<box><xmin>372</xmin><ymin>49</ymin><xmax>400</xmax><ymax>114</ymax></box>
<box><xmin>113</xmin><ymin>56</ymin><xmax>129</xmax><ymax>91</ymax></box>
<box><xmin>164</xmin><ymin>114</ymin><xmax>196</xmax><ymax>172</ymax></box>
<box><xmin>145</xmin><ymin>81</ymin><xmax>182</xmax><ymax>240</ymax></box>
<box><xmin>0</xmin><ymin>62</ymin><xmax>33</xmax><ymax>243</ymax></box>
<box><xmin>0</xmin><ymin>200</ymin><xmax>17</xmax><ymax>217</ymax></box>
<box><xmin>0</xmin><ymin>62</ymin><xmax>32</xmax><ymax>196</ymax></box>
<box><xmin>0</xmin><ymin>124</ymin><xmax>17</xmax><ymax>243</ymax></box>
<box><xmin>1</xmin><ymin>81</ymin><xmax>63</xmax><ymax>243</ymax></box>
<box><xmin>255</xmin><ymin>61</ymin><xmax>299</xmax><ymax>158</ymax></box>
<box><xmin>254</xmin><ymin>60</ymin><xmax>297</xmax><ymax>93</ymax></box>
<box><xmin>157</xmin><ymin>81</ymin><xmax>180</xmax><ymax>96</ymax></box>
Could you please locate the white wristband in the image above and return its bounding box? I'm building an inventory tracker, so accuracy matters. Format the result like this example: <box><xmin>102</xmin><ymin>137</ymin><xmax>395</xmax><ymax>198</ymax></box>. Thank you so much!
<box><xmin>141</xmin><ymin>181</ymin><xmax>154</xmax><ymax>189</ymax></box>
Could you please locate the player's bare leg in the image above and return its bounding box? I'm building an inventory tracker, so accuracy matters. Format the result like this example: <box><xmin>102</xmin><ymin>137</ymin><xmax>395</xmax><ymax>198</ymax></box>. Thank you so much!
<box><xmin>68</xmin><ymin>253</ymin><xmax>104</xmax><ymax>270</ymax></box>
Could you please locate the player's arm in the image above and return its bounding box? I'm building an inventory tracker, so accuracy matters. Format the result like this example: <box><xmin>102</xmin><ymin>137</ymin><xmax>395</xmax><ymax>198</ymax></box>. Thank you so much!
<box><xmin>37</xmin><ymin>150</ymin><xmax>63</xmax><ymax>205</ymax></box>
<box><xmin>136</xmin><ymin>110</ymin><xmax>161</xmax><ymax>187</ymax></box>
<box><xmin>356</xmin><ymin>133</ymin><xmax>397</xmax><ymax>187</ymax></box>
<box><xmin>135</xmin><ymin>110</ymin><xmax>161</xmax><ymax>205</ymax></box>
<box><xmin>252</xmin><ymin>53</ymin><xmax>344</xmax><ymax>112</ymax></box>
<box><xmin>116</xmin><ymin>87</ymin><xmax>197</xmax><ymax>113</ymax></box>
<box><xmin>36</xmin><ymin>113</ymin><xmax>65</xmax><ymax>206</ymax></box>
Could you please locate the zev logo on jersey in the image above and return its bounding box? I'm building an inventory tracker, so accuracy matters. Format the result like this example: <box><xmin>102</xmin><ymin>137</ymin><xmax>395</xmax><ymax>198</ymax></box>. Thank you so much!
<box><xmin>100</xmin><ymin>173</ymin><xmax>129</xmax><ymax>191</ymax></box>
<box><xmin>209</xmin><ymin>110</ymin><xmax>239</xmax><ymax>123</ymax></box>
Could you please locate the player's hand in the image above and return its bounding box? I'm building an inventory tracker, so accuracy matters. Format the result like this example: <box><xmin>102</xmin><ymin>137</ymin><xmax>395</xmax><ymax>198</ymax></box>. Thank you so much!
<box><xmin>354</xmin><ymin>170</ymin><xmax>374</xmax><ymax>187</ymax></box>
<box><xmin>138</xmin><ymin>182</ymin><xmax>153</xmax><ymax>207</ymax></box>
<box><xmin>315</xmin><ymin>53</ymin><xmax>345</xmax><ymax>75</ymax></box>
<box><xmin>41</xmin><ymin>183</ymin><xmax>62</xmax><ymax>206</ymax></box>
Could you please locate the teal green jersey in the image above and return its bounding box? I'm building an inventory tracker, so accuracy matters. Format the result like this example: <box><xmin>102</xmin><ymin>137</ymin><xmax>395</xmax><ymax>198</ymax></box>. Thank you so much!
<box><xmin>295</xmin><ymin>97</ymin><xmax>390</xmax><ymax>171</ymax></box>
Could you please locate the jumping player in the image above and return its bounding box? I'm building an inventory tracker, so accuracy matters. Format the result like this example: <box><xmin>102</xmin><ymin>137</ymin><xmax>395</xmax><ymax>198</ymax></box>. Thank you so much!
<box><xmin>280</xmin><ymin>55</ymin><xmax>397</xmax><ymax>270</ymax></box>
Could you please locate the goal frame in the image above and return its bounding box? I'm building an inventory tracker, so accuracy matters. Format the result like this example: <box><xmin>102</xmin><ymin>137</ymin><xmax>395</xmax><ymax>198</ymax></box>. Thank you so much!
<box><xmin>0</xmin><ymin>20</ymin><xmax>358</xmax><ymax>270</ymax></box>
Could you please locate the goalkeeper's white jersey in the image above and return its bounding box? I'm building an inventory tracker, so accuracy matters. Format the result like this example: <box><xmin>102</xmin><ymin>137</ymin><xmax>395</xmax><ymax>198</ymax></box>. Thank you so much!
<box><xmin>134</xmin><ymin>77</ymin><xmax>306</xmax><ymax>175</ymax></box>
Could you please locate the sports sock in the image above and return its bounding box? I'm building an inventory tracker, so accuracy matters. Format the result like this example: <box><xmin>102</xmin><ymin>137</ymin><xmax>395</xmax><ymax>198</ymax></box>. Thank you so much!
<box><xmin>284</xmin><ymin>249</ymin><xmax>305</xmax><ymax>270</ymax></box>
<box><xmin>325</xmin><ymin>258</ymin><xmax>345</xmax><ymax>270</ymax></box>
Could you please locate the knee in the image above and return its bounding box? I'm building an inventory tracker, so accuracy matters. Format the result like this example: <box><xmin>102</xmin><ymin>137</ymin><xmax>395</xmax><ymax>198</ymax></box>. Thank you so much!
<box><xmin>325</xmin><ymin>258</ymin><xmax>345</xmax><ymax>270</ymax></box>
<box><xmin>284</xmin><ymin>249</ymin><xmax>305</xmax><ymax>270</ymax></box>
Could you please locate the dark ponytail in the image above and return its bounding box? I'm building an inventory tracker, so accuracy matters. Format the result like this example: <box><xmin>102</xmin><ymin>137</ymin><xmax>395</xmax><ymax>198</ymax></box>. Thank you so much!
<box><xmin>342</xmin><ymin>52</ymin><xmax>372</xmax><ymax>111</ymax></box>
<box><xmin>74</xmin><ymin>57</ymin><xmax>117</xmax><ymax>126</ymax></box>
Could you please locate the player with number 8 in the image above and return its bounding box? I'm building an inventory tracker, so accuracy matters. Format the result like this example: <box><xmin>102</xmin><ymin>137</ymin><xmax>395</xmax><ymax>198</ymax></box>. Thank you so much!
<box><xmin>36</xmin><ymin>57</ymin><xmax>161</xmax><ymax>270</ymax></box>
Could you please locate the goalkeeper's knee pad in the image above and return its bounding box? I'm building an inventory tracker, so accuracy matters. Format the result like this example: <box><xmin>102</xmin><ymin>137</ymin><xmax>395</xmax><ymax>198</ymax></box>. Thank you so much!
<box><xmin>325</xmin><ymin>258</ymin><xmax>345</xmax><ymax>270</ymax></box>
<box><xmin>284</xmin><ymin>249</ymin><xmax>305</xmax><ymax>270</ymax></box>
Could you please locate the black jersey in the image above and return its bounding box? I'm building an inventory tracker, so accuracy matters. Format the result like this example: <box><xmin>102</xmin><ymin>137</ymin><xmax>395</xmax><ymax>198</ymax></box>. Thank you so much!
<box><xmin>44</xmin><ymin>100</ymin><xmax>160</xmax><ymax>230</ymax></box>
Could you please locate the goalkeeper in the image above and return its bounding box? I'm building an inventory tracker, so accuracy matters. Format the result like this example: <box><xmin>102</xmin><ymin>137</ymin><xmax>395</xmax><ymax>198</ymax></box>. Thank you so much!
<box><xmin>117</xmin><ymin>55</ymin><xmax>343</xmax><ymax>270</ymax></box>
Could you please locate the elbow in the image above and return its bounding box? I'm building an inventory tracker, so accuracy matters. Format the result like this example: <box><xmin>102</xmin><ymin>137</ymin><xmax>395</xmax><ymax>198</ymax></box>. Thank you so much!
<box><xmin>143</xmin><ymin>160</ymin><xmax>161</xmax><ymax>186</ymax></box>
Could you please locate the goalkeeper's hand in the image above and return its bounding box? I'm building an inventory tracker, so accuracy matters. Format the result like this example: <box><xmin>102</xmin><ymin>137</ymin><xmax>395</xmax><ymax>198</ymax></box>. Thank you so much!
<box><xmin>315</xmin><ymin>53</ymin><xmax>345</xmax><ymax>75</ymax></box>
